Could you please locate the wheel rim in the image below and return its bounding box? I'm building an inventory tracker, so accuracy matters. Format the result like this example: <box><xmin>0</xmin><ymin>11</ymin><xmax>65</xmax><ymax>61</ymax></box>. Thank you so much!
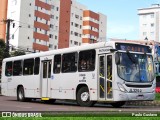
<box><xmin>81</xmin><ymin>92</ymin><xmax>89</xmax><ymax>102</ymax></box>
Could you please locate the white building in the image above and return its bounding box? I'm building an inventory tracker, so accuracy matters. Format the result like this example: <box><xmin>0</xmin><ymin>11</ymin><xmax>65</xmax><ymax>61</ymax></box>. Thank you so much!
<box><xmin>5</xmin><ymin>0</ymin><xmax>107</xmax><ymax>52</ymax></box>
<box><xmin>138</xmin><ymin>4</ymin><xmax>160</xmax><ymax>41</ymax></box>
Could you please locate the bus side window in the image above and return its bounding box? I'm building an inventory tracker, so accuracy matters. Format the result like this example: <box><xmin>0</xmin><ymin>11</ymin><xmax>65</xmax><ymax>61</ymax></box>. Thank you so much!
<box><xmin>53</xmin><ymin>55</ymin><xmax>61</xmax><ymax>74</ymax></box>
<box><xmin>78</xmin><ymin>50</ymin><xmax>96</xmax><ymax>72</ymax></box>
<box><xmin>34</xmin><ymin>57</ymin><xmax>40</xmax><ymax>75</ymax></box>
<box><xmin>23</xmin><ymin>58</ymin><xmax>34</xmax><ymax>75</ymax></box>
<box><xmin>62</xmin><ymin>52</ymin><xmax>78</xmax><ymax>73</ymax></box>
<box><xmin>5</xmin><ymin>62</ymin><xmax>13</xmax><ymax>77</ymax></box>
<box><xmin>13</xmin><ymin>60</ymin><xmax>22</xmax><ymax>76</ymax></box>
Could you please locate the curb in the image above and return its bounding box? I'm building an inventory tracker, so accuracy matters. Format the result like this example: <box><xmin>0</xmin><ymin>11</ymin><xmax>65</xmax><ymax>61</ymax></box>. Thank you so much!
<box><xmin>126</xmin><ymin>101</ymin><xmax>160</xmax><ymax>106</ymax></box>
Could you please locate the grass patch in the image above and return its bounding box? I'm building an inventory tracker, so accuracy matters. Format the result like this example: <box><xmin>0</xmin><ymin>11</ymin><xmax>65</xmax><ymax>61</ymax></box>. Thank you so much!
<box><xmin>156</xmin><ymin>93</ymin><xmax>160</xmax><ymax>101</ymax></box>
<box><xmin>0</xmin><ymin>117</ymin><xmax>160</xmax><ymax>120</ymax></box>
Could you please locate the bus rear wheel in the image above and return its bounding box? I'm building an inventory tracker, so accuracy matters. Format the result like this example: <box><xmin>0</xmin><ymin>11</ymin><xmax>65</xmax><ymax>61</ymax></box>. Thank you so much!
<box><xmin>76</xmin><ymin>86</ymin><xmax>95</xmax><ymax>107</ymax></box>
<box><xmin>110</xmin><ymin>101</ymin><xmax>126</xmax><ymax>108</ymax></box>
<box><xmin>17</xmin><ymin>86</ymin><xmax>26</xmax><ymax>102</ymax></box>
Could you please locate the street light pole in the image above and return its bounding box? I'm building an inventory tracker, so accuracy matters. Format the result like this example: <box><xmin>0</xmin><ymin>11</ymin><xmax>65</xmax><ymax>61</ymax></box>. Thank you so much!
<box><xmin>3</xmin><ymin>19</ymin><xmax>13</xmax><ymax>58</ymax></box>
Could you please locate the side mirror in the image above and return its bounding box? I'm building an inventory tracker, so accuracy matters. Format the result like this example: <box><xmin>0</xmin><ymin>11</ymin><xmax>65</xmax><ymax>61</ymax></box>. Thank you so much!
<box><xmin>115</xmin><ymin>53</ymin><xmax>120</xmax><ymax>65</ymax></box>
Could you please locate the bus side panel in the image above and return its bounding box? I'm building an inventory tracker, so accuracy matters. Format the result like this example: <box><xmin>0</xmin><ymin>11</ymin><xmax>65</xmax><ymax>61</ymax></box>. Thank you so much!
<box><xmin>50</xmin><ymin>71</ymin><xmax>98</xmax><ymax>101</ymax></box>
<box><xmin>50</xmin><ymin>73</ymin><xmax>76</xmax><ymax>99</ymax></box>
<box><xmin>21</xmin><ymin>75</ymin><xmax>41</xmax><ymax>98</ymax></box>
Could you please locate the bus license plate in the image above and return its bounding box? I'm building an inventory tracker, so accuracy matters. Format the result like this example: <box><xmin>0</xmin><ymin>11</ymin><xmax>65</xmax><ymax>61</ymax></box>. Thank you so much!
<box><xmin>136</xmin><ymin>95</ymin><xmax>144</xmax><ymax>100</ymax></box>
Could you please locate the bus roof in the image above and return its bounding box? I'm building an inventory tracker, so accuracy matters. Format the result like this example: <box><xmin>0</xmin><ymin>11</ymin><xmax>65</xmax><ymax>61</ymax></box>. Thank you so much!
<box><xmin>2</xmin><ymin>40</ymin><xmax>149</xmax><ymax>62</ymax></box>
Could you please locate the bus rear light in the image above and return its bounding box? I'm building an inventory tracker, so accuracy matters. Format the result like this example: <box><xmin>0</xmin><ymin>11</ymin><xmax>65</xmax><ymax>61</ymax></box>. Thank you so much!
<box><xmin>117</xmin><ymin>82</ymin><xmax>127</xmax><ymax>92</ymax></box>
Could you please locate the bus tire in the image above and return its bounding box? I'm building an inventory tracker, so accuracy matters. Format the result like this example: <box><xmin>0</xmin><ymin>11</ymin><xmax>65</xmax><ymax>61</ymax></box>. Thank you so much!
<box><xmin>17</xmin><ymin>86</ymin><xmax>26</xmax><ymax>102</ymax></box>
<box><xmin>76</xmin><ymin>86</ymin><xmax>95</xmax><ymax>107</ymax></box>
<box><xmin>111</xmin><ymin>101</ymin><xmax>126</xmax><ymax>108</ymax></box>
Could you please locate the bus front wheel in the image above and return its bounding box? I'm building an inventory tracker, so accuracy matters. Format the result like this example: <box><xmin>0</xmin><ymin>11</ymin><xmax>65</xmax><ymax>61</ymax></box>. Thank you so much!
<box><xmin>76</xmin><ymin>86</ymin><xmax>95</xmax><ymax>107</ymax></box>
<box><xmin>17</xmin><ymin>86</ymin><xmax>26</xmax><ymax>102</ymax></box>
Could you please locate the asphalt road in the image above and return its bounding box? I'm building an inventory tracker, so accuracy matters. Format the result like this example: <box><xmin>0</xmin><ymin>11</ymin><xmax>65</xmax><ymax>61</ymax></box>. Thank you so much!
<box><xmin>0</xmin><ymin>95</ymin><xmax>160</xmax><ymax>112</ymax></box>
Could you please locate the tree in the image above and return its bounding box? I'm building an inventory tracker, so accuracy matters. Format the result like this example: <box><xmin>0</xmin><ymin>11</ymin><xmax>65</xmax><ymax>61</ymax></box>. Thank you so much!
<box><xmin>0</xmin><ymin>39</ymin><xmax>6</xmax><ymax>80</ymax></box>
<box><xmin>0</xmin><ymin>39</ymin><xmax>6</xmax><ymax>59</ymax></box>
<box><xmin>11</xmin><ymin>50</ymin><xmax>26</xmax><ymax>57</ymax></box>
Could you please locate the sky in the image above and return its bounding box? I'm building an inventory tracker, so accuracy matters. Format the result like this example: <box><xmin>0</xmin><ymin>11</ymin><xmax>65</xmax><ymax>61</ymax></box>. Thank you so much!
<box><xmin>77</xmin><ymin>0</ymin><xmax>160</xmax><ymax>40</ymax></box>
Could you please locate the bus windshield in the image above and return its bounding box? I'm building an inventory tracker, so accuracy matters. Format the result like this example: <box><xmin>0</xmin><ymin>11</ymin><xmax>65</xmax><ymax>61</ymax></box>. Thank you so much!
<box><xmin>117</xmin><ymin>52</ymin><xmax>154</xmax><ymax>82</ymax></box>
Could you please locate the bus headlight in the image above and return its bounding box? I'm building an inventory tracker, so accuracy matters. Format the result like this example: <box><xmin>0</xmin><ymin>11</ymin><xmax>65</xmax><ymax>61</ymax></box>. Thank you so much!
<box><xmin>117</xmin><ymin>82</ymin><xmax>127</xmax><ymax>92</ymax></box>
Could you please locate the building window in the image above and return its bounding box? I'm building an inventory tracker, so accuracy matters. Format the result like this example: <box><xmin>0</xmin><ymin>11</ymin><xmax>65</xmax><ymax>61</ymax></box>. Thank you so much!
<box><xmin>29</xmin><ymin>3</ymin><xmax>31</xmax><ymax>6</ymax></box>
<box><xmin>28</xmin><ymin>25</ymin><xmax>30</xmax><ymax>28</ymax></box>
<box><xmin>75</xmin><ymin>14</ymin><xmax>79</xmax><ymax>19</ymax></box>
<box><xmin>56</xmin><ymin>7</ymin><xmax>59</xmax><ymax>11</ymax></box>
<box><xmin>11</xmin><ymin>34</ymin><xmax>14</xmax><ymax>39</ymax></box>
<box><xmin>74</xmin><ymin>41</ymin><xmax>78</xmax><ymax>45</ymax></box>
<box><xmin>151</xmin><ymin>14</ymin><xmax>154</xmax><ymax>18</ymax></box>
<box><xmin>143</xmin><ymin>32</ymin><xmax>147</xmax><ymax>36</ymax></box>
<box><xmin>151</xmin><ymin>23</ymin><xmax>154</xmax><ymax>27</ymax></box>
<box><xmin>50</xmin><ymin>24</ymin><xmax>54</xmax><ymax>29</ymax></box>
<box><xmin>75</xmin><ymin>23</ymin><xmax>79</xmax><ymax>27</ymax></box>
<box><xmin>71</xmin><ymin>22</ymin><xmax>73</xmax><ymax>26</ymax></box>
<box><xmin>35</xmin><ymin>6</ymin><xmax>38</xmax><ymax>11</ymax></box>
<box><xmin>29</xmin><ymin>14</ymin><xmax>31</xmax><ymax>17</ymax></box>
<box><xmin>35</xmin><ymin>16</ymin><xmax>38</xmax><ymax>21</ymax></box>
<box><xmin>71</xmin><ymin>31</ymin><xmax>73</xmax><ymax>35</ymax></box>
<box><xmin>55</xmin><ymin>35</ymin><xmax>57</xmax><ymax>39</ymax></box>
<box><xmin>80</xmin><ymin>25</ymin><xmax>82</xmax><ymax>29</ymax></box>
<box><xmin>34</xmin><ymin>28</ymin><xmax>37</xmax><ymax>32</ymax></box>
<box><xmin>13</xmin><ymin>23</ymin><xmax>15</xmax><ymax>28</ymax></box>
<box><xmin>51</xmin><ymin>15</ymin><xmax>54</xmax><ymax>19</ymax></box>
<box><xmin>49</xmin><ymin>44</ymin><xmax>53</xmax><ymax>48</ymax></box>
<box><xmin>143</xmin><ymin>24</ymin><xmax>147</xmax><ymax>27</ymax></box>
<box><xmin>74</xmin><ymin>32</ymin><xmax>78</xmax><ymax>36</ymax></box>
<box><xmin>51</xmin><ymin>5</ymin><xmax>55</xmax><ymax>9</ymax></box>
<box><xmin>56</xmin><ymin>16</ymin><xmax>58</xmax><ymax>20</ymax></box>
<box><xmin>150</xmin><ymin>32</ymin><xmax>154</xmax><ymax>36</ymax></box>
<box><xmin>71</xmin><ymin>40</ymin><xmax>73</xmax><ymax>44</ymax></box>
<box><xmin>49</xmin><ymin>34</ymin><xmax>53</xmax><ymax>38</ymax></box>
<box><xmin>45</xmin><ymin>30</ymin><xmax>47</xmax><ymax>35</ymax></box>
<box><xmin>28</xmin><ymin>37</ymin><xmax>30</xmax><ymax>39</ymax></box>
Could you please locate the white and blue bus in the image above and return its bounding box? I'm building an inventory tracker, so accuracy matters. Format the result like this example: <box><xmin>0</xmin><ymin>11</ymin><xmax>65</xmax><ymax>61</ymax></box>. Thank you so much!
<box><xmin>1</xmin><ymin>41</ymin><xmax>155</xmax><ymax>107</ymax></box>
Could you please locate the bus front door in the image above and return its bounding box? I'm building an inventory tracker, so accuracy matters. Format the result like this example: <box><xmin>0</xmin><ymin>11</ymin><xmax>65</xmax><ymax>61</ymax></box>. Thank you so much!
<box><xmin>41</xmin><ymin>60</ymin><xmax>52</xmax><ymax>99</ymax></box>
<box><xmin>98</xmin><ymin>54</ymin><xmax>113</xmax><ymax>101</ymax></box>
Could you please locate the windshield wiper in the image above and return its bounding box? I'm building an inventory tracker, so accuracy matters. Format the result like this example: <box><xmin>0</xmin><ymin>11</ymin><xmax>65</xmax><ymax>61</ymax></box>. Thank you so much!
<box><xmin>126</xmin><ymin>51</ymin><xmax>137</xmax><ymax>64</ymax></box>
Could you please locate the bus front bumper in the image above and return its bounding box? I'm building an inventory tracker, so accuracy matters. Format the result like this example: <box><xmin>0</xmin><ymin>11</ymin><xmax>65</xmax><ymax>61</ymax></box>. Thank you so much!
<box><xmin>114</xmin><ymin>91</ymin><xmax>155</xmax><ymax>101</ymax></box>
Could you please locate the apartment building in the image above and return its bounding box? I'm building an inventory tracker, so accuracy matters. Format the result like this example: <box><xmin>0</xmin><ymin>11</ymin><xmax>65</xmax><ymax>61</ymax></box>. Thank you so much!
<box><xmin>138</xmin><ymin>4</ymin><xmax>160</xmax><ymax>42</ymax></box>
<box><xmin>0</xmin><ymin>0</ymin><xmax>107</xmax><ymax>52</ymax></box>
<box><xmin>0</xmin><ymin>0</ymin><xmax>8</xmax><ymax>41</ymax></box>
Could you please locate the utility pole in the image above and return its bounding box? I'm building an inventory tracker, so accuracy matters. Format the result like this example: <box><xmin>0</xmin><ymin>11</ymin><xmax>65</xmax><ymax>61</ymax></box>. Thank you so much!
<box><xmin>3</xmin><ymin>19</ymin><xmax>13</xmax><ymax>58</ymax></box>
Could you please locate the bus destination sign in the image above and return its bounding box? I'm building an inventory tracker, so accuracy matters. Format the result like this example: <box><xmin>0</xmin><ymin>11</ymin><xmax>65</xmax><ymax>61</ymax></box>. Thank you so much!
<box><xmin>115</xmin><ymin>43</ymin><xmax>151</xmax><ymax>53</ymax></box>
